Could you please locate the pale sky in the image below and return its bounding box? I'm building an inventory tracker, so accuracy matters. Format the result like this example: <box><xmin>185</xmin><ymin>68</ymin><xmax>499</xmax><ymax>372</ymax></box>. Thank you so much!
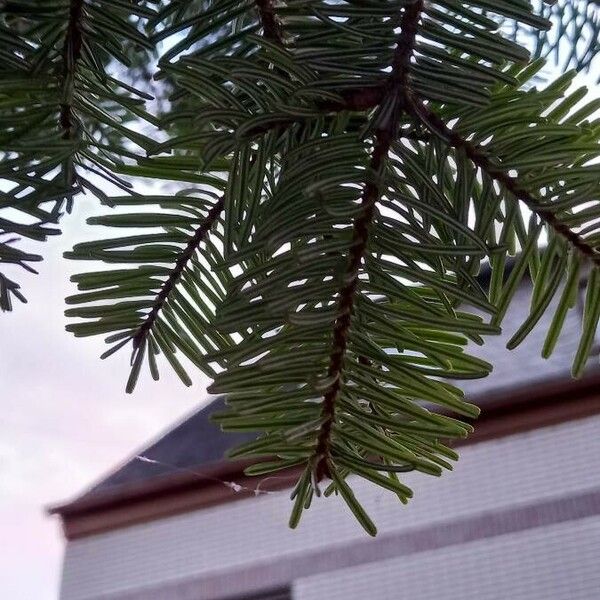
<box><xmin>0</xmin><ymin>194</ymin><xmax>210</xmax><ymax>599</ymax></box>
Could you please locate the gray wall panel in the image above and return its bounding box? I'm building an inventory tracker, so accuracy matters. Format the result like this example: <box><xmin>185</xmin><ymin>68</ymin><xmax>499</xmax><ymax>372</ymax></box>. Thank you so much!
<box><xmin>60</xmin><ymin>415</ymin><xmax>600</xmax><ymax>600</ymax></box>
<box><xmin>294</xmin><ymin>516</ymin><xmax>600</xmax><ymax>600</ymax></box>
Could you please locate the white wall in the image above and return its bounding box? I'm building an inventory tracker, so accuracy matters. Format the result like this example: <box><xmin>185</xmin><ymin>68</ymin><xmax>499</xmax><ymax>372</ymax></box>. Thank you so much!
<box><xmin>295</xmin><ymin>516</ymin><xmax>600</xmax><ymax>600</ymax></box>
<box><xmin>60</xmin><ymin>414</ymin><xmax>600</xmax><ymax>600</ymax></box>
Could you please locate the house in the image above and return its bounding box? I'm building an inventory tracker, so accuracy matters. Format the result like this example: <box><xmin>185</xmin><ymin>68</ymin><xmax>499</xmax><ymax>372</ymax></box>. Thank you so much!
<box><xmin>51</xmin><ymin>281</ymin><xmax>600</xmax><ymax>600</ymax></box>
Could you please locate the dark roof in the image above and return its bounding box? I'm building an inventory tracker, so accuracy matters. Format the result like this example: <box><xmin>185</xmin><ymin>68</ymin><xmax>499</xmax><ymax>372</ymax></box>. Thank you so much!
<box><xmin>85</xmin><ymin>396</ymin><xmax>255</xmax><ymax>497</ymax></box>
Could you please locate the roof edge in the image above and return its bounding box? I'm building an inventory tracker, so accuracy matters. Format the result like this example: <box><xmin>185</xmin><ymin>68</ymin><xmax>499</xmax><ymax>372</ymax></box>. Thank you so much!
<box><xmin>48</xmin><ymin>456</ymin><xmax>253</xmax><ymax>517</ymax></box>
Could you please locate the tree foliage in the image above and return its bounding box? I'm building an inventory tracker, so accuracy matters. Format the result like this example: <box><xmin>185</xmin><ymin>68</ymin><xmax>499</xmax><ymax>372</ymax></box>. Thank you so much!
<box><xmin>1</xmin><ymin>0</ymin><xmax>599</xmax><ymax>534</ymax></box>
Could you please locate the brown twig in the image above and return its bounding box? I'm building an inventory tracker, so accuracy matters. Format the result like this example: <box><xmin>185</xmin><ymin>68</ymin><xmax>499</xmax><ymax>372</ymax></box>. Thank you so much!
<box><xmin>133</xmin><ymin>3</ymin><xmax>287</xmax><ymax>351</ymax></box>
<box><xmin>314</xmin><ymin>1</ymin><xmax>424</xmax><ymax>480</ymax></box>
<box><xmin>255</xmin><ymin>0</ymin><xmax>284</xmax><ymax>46</ymax></box>
<box><xmin>59</xmin><ymin>0</ymin><xmax>84</xmax><ymax>140</ymax></box>
<box><xmin>406</xmin><ymin>98</ymin><xmax>600</xmax><ymax>267</ymax></box>
<box><xmin>132</xmin><ymin>197</ymin><xmax>225</xmax><ymax>349</ymax></box>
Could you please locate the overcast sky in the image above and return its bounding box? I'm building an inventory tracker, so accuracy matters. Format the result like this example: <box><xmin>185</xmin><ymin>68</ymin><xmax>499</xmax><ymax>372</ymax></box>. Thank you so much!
<box><xmin>0</xmin><ymin>195</ymin><xmax>211</xmax><ymax>599</ymax></box>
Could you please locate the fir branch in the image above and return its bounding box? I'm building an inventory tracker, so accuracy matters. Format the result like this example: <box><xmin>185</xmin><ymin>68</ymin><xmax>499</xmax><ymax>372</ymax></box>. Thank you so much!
<box><xmin>255</xmin><ymin>0</ymin><xmax>284</xmax><ymax>46</ymax></box>
<box><xmin>406</xmin><ymin>98</ymin><xmax>600</xmax><ymax>267</ymax></box>
<box><xmin>132</xmin><ymin>196</ymin><xmax>225</xmax><ymax>349</ymax></box>
<box><xmin>316</xmin><ymin>85</ymin><xmax>386</xmax><ymax>112</ymax></box>
<box><xmin>133</xmin><ymin>0</ymin><xmax>289</xmax><ymax>353</ymax></box>
<box><xmin>59</xmin><ymin>0</ymin><xmax>85</xmax><ymax>142</ymax></box>
<box><xmin>313</xmin><ymin>0</ymin><xmax>424</xmax><ymax>480</ymax></box>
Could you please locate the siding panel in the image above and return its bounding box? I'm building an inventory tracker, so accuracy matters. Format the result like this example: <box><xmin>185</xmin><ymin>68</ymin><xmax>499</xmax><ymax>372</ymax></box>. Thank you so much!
<box><xmin>294</xmin><ymin>517</ymin><xmax>600</xmax><ymax>600</ymax></box>
<box><xmin>61</xmin><ymin>415</ymin><xmax>600</xmax><ymax>600</ymax></box>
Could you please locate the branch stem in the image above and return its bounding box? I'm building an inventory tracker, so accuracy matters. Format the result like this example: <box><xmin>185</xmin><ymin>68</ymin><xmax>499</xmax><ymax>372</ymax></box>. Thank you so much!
<box><xmin>314</xmin><ymin>0</ymin><xmax>424</xmax><ymax>480</ymax></box>
<box><xmin>255</xmin><ymin>0</ymin><xmax>284</xmax><ymax>45</ymax></box>
<box><xmin>133</xmin><ymin>198</ymin><xmax>225</xmax><ymax>348</ymax></box>
<box><xmin>59</xmin><ymin>0</ymin><xmax>85</xmax><ymax>140</ymax></box>
<box><xmin>407</xmin><ymin>99</ymin><xmax>600</xmax><ymax>267</ymax></box>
